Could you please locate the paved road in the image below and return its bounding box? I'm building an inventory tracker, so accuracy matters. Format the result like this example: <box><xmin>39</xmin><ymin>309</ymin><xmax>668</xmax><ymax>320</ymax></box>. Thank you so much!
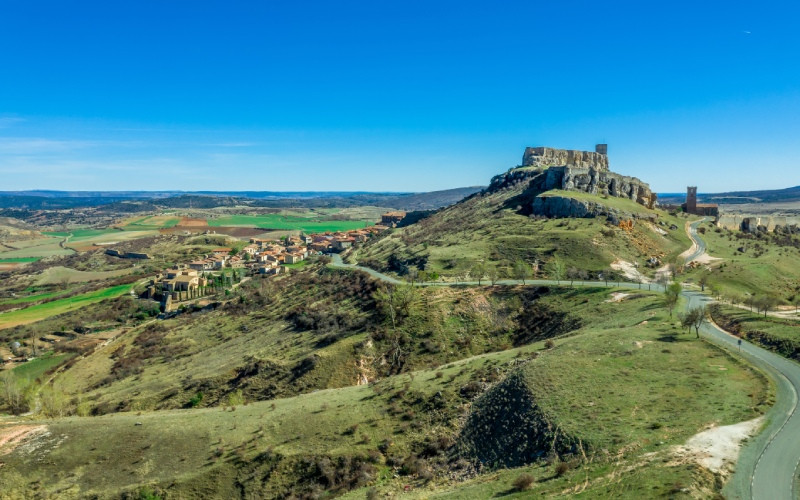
<box><xmin>681</xmin><ymin>219</ymin><xmax>800</xmax><ymax>500</ymax></box>
<box><xmin>683</xmin><ymin>217</ymin><xmax>709</xmax><ymax>263</ymax></box>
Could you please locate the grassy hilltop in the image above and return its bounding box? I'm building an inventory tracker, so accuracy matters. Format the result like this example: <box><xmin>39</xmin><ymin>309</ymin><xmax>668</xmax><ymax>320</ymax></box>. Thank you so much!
<box><xmin>352</xmin><ymin>169</ymin><xmax>692</xmax><ymax>280</ymax></box>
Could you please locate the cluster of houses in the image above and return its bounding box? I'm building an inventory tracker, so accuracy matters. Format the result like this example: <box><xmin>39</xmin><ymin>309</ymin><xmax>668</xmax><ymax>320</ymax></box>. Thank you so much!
<box><xmin>187</xmin><ymin>247</ymin><xmax>236</xmax><ymax>272</ymax></box>
<box><xmin>245</xmin><ymin>224</ymin><xmax>391</xmax><ymax>273</ymax></box>
<box><xmin>145</xmin><ymin>212</ymin><xmax>405</xmax><ymax>310</ymax></box>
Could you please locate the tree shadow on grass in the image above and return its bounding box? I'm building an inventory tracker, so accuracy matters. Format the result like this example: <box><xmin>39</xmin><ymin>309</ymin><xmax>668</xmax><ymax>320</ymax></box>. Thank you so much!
<box><xmin>657</xmin><ymin>333</ymin><xmax>691</xmax><ymax>342</ymax></box>
<box><xmin>493</xmin><ymin>488</ymin><xmax>519</xmax><ymax>497</ymax></box>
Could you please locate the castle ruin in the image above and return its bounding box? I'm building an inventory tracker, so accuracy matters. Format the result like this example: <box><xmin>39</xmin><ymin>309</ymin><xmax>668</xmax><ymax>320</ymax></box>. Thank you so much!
<box><xmin>522</xmin><ymin>144</ymin><xmax>610</xmax><ymax>171</ymax></box>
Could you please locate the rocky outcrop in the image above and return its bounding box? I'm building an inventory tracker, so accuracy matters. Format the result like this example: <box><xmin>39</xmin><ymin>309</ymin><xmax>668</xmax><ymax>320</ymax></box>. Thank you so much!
<box><xmin>486</xmin><ymin>146</ymin><xmax>658</xmax><ymax>217</ymax></box>
<box><xmin>532</xmin><ymin>196</ymin><xmax>605</xmax><ymax>219</ymax></box>
<box><xmin>488</xmin><ymin>165</ymin><xmax>656</xmax><ymax>212</ymax></box>
<box><xmin>523</xmin><ymin>147</ymin><xmax>609</xmax><ymax>171</ymax></box>
<box><xmin>532</xmin><ymin>195</ymin><xmax>657</xmax><ymax>223</ymax></box>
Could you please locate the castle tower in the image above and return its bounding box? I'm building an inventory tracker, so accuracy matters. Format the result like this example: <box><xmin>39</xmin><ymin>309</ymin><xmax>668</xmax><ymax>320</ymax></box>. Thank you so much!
<box><xmin>686</xmin><ymin>186</ymin><xmax>698</xmax><ymax>215</ymax></box>
<box><xmin>595</xmin><ymin>144</ymin><xmax>608</xmax><ymax>155</ymax></box>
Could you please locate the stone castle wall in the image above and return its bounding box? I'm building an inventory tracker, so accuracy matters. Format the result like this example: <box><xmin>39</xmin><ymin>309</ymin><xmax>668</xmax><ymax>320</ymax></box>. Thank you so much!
<box><xmin>522</xmin><ymin>147</ymin><xmax>609</xmax><ymax>171</ymax></box>
<box><xmin>718</xmin><ymin>214</ymin><xmax>800</xmax><ymax>232</ymax></box>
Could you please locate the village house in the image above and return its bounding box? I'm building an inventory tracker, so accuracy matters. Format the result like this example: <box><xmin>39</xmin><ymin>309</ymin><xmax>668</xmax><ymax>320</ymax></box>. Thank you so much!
<box><xmin>332</xmin><ymin>237</ymin><xmax>355</xmax><ymax>251</ymax></box>
<box><xmin>310</xmin><ymin>241</ymin><xmax>331</xmax><ymax>252</ymax></box>
<box><xmin>212</xmin><ymin>247</ymin><xmax>233</xmax><ymax>257</ymax></box>
<box><xmin>229</xmin><ymin>256</ymin><xmax>246</xmax><ymax>268</ymax></box>
<box><xmin>381</xmin><ymin>211</ymin><xmax>406</xmax><ymax>226</ymax></box>
<box><xmin>285</xmin><ymin>253</ymin><xmax>304</xmax><ymax>264</ymax></box>
<box><xmin>258</xmin><ymin>264</ymin><xmax>282</xmax><ymax>275</ymax></box>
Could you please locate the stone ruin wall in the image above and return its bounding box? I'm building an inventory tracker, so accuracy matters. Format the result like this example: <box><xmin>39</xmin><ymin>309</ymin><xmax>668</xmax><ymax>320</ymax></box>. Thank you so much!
<box><xmin>717</xmin><ymin>214</ymin><xmax>800</xmax><ymax>232</ymax></box>
<box><xmin>522</xmin><ymin>147</ymin><xmax>609</xmax><ymax>171</ymax></box>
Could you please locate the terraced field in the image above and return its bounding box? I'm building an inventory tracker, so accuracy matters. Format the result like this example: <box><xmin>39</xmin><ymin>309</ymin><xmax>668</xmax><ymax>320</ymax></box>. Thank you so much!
<box><xmin>119</xmin><ymin>215</ymin><xmax>181</xmax><ymax>231</ymax></box>
<box><xmin>208</xmin><ymin>213</ymin><xmax>374</xmax><ymax>232</ymax></box>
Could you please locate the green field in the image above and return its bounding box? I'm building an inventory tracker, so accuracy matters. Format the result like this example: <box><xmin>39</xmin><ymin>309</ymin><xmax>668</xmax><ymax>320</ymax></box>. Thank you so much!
<box><xmin>0</xmin><ymin>284</ymin><xmax>133</xmax><ymax>330</ymax></box>
<box><xmin>43</xmin><ymin>229</ymin><xmax>121</xmax><ymax>240</ymax></box>
<box><xmin>35</xmin><ymin>266</ymin><xmax>134</xmax><ymax>285</ymax></box>
<box><xmin>12</xmin><ymin>352</ymin><xmax>73</xmax><ymax>382</ymax></box>
<box><xmin>208</xmin><ymin>214</ymin><xmax>373</xmax><ymax>232</ymax></box>
<box><xmin>121</xmin><ymin>215</ymin><xmax>181</xmax><ymax>231</ymax></box>
<box><xmin>0</xmin><ymin>237</ymin><xmax>73</xmax><ymax>259</ymax></box>
<box><xmin>0</xmin><ymin>257</ymin><xmax>40</xmax><ymax>263</ymax></box>
<box><xmin>0</xmin><ymin>289</ymin><xmax>71</xmax><ymax>306</ymax></box>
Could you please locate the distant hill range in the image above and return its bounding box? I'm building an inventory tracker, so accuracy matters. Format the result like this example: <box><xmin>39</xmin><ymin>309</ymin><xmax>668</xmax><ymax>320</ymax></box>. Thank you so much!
<box><xmin>0</xmin><ymin>187</ymin><xmax>484</xmax><ymax>211</ymax></box>
<box><xmin>659</xmin><ymin>186</ymin><xmax>800</xmax><ymax>205</ymax></box>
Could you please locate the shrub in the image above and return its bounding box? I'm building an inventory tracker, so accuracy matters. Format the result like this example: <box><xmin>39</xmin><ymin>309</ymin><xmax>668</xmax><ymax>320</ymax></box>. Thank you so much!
<box><xmin>555</xmin><ymin>461</ymin><xmax>570</xmax><ymax>477</ymax></box>
<box><xmin>513</xmin><ymin>473</ymin><xmax>535</xmax><ymax>491</ymax></box>
<box><xmin>188</xmin><ymin>392</ymin><xmax>203</xmax><ymax>408</ymax></box>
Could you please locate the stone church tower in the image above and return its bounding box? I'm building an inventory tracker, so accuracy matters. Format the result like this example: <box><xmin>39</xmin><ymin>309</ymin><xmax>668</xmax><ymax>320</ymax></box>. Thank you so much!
<box><xmin>686</xmin><ymin>186</ymin><xmax>698</xmax><ymax>214</ymax></box>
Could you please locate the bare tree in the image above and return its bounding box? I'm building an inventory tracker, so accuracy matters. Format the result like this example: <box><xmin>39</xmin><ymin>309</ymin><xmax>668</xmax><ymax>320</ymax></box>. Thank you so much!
<box><xmin>487</xmin><ymin>266</ymin><xmax>500</xmax><ymax>286</ymax></box>
<box><xmin>679</xmin><ymin>310</ymin><xmax>695</xmax><ymax>334</ymax></box>
<box><xmin>697</xmin><ymin>271</ymin><xmax>710</xmax><ymax>292</ymax></box>
<box><xmin>567</xmin><ymin>267</ymin><xmax>579</xmax><ymax>287</ymax></box>
<box><xmin>406</xmin><ymin>267</ymin><xmax>419</xmax><ymax>285</ymax></box>
<box><xmin>755</xmin><ymin>295</ymin><xmax>780</xmax><ymax>318</ymax></box>
<box><xmin>691</xmin><ymin>306</ymin><xmax>706</xmax><ymax>338</ymax></box>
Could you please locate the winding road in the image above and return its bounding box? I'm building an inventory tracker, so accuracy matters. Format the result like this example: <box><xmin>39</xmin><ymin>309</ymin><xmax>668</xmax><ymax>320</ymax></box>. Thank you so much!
<box><xmin>331</xmin><ymin>219</ymin><xmax>800</xmax><ymax>499</ymax></box>
<box><xmin>681</xmin><ymin>219</ymin><xmax>800</xmax><ymax>500</ymax></box>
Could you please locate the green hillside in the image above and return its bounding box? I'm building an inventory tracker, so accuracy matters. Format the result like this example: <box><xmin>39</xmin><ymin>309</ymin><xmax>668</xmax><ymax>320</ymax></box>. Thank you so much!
<box><xmin>354</xmin><ymin>180</ymin><xmax>691</xmax><ymax>280</ymax></box>
<box><xmin>0</xmin><ymin>274</ymin><xmax>767</xmax><ymax>498</ymax></box>
<box><xmin>0</xmin><ymin>169</ymin><xmax>775</xmax><ymax>499</ymax></box>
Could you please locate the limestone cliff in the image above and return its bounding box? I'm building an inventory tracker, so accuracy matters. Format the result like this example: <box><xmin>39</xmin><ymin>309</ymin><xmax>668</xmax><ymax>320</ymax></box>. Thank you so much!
<box><xmin>488</xmin><ymin>146</ymin><xmax>657</xmax><ymax>218</ymax></box>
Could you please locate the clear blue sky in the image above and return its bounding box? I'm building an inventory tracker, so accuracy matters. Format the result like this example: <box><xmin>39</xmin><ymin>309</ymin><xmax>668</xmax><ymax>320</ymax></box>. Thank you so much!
<box><xmin>1</xmin><ymin>1</ymin><xmax>799</xmax><ymax>193</ymax></box>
